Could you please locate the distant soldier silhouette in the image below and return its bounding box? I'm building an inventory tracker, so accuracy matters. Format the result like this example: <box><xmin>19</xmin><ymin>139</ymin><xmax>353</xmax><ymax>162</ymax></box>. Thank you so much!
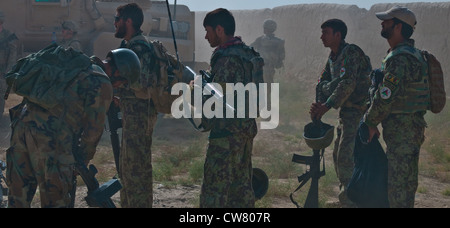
<box><xmin>251</xmin><ymin>19</ymin><xmax>285</xmax><ymax>107</ymax></box>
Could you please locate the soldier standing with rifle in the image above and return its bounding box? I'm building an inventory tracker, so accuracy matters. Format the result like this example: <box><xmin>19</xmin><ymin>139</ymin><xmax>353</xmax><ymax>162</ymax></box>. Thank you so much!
<box><xmin>200</xmin><ymin>8</ymin><xmax>261</xmax><ymax>208</ymax></box>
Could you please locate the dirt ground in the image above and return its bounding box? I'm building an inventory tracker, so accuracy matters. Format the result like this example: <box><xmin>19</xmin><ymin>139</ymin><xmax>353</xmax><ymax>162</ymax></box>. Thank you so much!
<box><xmin>1</xmin><ymin>94</ymin><xmax>450</xmax><ymax>208</ymax></box>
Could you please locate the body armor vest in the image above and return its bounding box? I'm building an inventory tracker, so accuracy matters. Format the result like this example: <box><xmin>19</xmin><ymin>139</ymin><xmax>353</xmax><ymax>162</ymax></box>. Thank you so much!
<box><xmin>382</xmin><ymin>45</ymin><xmax>429</xmax><ymax>113</ymax></box>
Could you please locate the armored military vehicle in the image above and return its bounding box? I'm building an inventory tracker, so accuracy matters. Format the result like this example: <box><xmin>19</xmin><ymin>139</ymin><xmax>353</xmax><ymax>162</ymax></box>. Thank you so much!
<box><xmin>0</xmin><ymin>0</ymin><xmax>196</xmax><ymax>66</ymax></box>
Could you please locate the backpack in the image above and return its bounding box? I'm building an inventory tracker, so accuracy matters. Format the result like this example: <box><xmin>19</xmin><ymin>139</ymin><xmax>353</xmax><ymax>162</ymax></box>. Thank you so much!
<box><xmin>129</xmin><ymin>37</ymin><xmax>184</xmax><ymax>114</ymax></box>
<box><xmin>148</xmin><ymin>40</ymin><xmax>184</xmax><ymax>114</ymax></box>
<box><xmin>421</xmin><ymin>51</ymin><xmax>446</xmax><ymax>113</ymax></box>
<box><xmin>4</xmin><ymin>44</ymin><xmax>97</xmax><ymax>110</ymax></box>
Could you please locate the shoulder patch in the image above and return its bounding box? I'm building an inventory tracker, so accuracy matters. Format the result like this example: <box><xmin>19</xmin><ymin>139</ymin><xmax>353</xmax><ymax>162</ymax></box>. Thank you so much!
<box><xmin>385</xmin><ymin>74</ymin><xmax>400</xmax><ymax>85</ymax></box>
<box><xmin>340</xmin><ymin>67</ymin><xmax>346</xmax><ymax>78</ymax></box>
<box><xmin>379</xmin><ymin>86</ymin><xmax>392</xmax><ymax>99</ymax></box>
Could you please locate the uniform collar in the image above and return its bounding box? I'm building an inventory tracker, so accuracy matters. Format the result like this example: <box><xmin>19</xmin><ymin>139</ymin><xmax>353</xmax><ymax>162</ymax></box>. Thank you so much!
<box><xmin>213</xmin><ymin>36</ymin><xmax>244</xmax><ymax>53</ymax></box>
<box><xmin>388</xmin><ymin>39</ymin><xmax>415</xmax><ymax>54</ymax></box>
<box><xmin>330</xmin><ymin>40</ymin><xmax>348</xmax><ymax>61</ymax></box>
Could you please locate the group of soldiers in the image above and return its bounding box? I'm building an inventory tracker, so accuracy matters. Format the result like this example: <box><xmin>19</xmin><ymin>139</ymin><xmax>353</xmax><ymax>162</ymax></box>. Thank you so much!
<box><xmin>0</xmin><ymin>3</ymin><xmax>432</xmax><ymax>209</ymax></box>
<box><xmin>0</xmin><ymin>3</ymin><xmax>281</xmax><ymax>208</ymax></box>
<box><xmin>311</xmin><ymin>6</ymin><xmax>431</xmax><ymax>208</ymax></box>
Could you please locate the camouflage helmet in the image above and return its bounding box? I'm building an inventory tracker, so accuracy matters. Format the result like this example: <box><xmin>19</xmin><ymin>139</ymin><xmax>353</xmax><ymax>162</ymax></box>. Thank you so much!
<box><xmin>107</xmin><ymin>48</ymin><xmax>141</xmax><ymax>89</ymax></box>
<box><xmin>252</xmin><ymin>168</ymin><xmax>269</xmax><ymax>200</ymax></box>
<box><xmin>263</xmin><ymin>19</ymin><xmax>277</xmax><ymax>33</ymax></box>
<box><xmin>303</xmin><ymin>121</ymin><xmax>334</xmax><ymax>150</ymax></box>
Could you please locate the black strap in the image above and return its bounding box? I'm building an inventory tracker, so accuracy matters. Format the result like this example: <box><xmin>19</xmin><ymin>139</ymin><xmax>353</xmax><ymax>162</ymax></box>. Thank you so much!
<box><xmin>289</xmin><ymin>171</ymin><xmax>311</xmax><ymax>208</ymax></box>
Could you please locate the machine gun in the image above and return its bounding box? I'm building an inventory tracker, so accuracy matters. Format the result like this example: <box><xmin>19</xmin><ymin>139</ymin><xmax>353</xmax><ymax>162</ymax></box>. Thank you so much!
<box><xmin>290</xmin><ymin>121</ymin><xmax>334</xmax><ymax>208</ymax></box>
<box><xmin>0</xmin><ymin>160</ymin><xmax>8</xmax><ymax>206</ymax></box>
<box><xmin>71</xmin><ymin>136</ymin><xmax>122</xmax><ymax>208</ymax></box>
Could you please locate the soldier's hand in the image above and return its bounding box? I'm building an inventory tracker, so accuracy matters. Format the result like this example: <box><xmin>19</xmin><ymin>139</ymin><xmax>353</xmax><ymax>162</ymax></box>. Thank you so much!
<box><xmin>310</xmin><ymin>103</ymin><xmax>329</xmax><ymax>120</ymax></box>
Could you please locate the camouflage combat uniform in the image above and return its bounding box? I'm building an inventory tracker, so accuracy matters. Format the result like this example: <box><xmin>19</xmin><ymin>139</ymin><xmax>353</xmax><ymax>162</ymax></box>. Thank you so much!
<box><xmin>117</xmin><ymin>31</ymin><xmax>158</xmax><ymax>208</ymax></box>
<box><xmin>316</xmin><ymin>41</ymin><xmax>371</xmax><ymax>207</ymax></box>
<box><xmin>0</xmin><ymin>27</ymin><xmax>18</xmax><ymax>118</ymax></box>
<box><xmin>200</xmin><ymin>37</ymin><xmax>258</xmax><ymax>208</ymax></box>
<box><xmin>6</xmin><ymin>55</ymin><xmax>112</xmax><ymax>208</ymax></box>
<box><xmin>250</xmin><ymin>20</ymin><xmax>284</xmax><ymax>108</ymax></box>
<box><xmin>364</xmin><ymin>39</ymin><xmax>429</xmax><ymax>208</ymax></box>
<box><xmin>250</xmin><ymin>33</ymin><xmax>285</xmax><ymax>84</ymax></box>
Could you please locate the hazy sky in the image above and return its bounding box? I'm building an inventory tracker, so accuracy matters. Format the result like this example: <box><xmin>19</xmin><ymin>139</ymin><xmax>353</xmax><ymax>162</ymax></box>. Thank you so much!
<box><xmin>175</xmin><ymin>0</ymin><xmax>446</xmax><ymax>11</ymax></box>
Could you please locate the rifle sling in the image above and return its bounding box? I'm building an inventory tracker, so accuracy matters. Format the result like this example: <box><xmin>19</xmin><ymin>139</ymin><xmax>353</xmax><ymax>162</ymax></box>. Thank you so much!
<box><xmin>289</xmin><ymin>171</ymin><xmax>311</xmax><ymax>208</ymax></box>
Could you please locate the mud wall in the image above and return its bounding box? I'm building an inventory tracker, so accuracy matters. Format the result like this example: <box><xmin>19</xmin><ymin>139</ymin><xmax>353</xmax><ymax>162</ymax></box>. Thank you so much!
<box><xmin>194</xmin><ymin>2</ymin><xmax>450</xmax><ymax>91</ymax></box>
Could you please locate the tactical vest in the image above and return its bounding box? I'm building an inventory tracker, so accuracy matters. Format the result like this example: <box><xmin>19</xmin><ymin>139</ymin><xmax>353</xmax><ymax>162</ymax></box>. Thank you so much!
<box><xmin>382</xmin><ymin>45</ymin><xmax>430</xmax><ymax>113</ymax></box>
<box><xmin>211</xmin><ymin>44</ymin><xmax>264</xmax><ymax>85</ymax></box>
<box><xmin>327</xmin><ymin>43</ymin><xmax>371</xmax><ymax>109</ymax></box>
<box><xmin>210</xmin><ymin>43</ymin><xmax>264</xmax><ymax>119</ymax></box>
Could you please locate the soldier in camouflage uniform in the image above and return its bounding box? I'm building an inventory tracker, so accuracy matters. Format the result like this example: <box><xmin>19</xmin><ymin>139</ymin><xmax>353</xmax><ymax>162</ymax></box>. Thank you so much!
<box><xmin>310</xmin><ymin>19</ymin><xmax>371</xmax><ymax>207</ymax></box>
<box><xmin>200</xmin><ymin>8</ymin><xmax>260</xmax><ymax>208</ymax></box>
<box><xmin>5</xmin><ymin>45</ymin><xmax>121</xmax><ymax>208</ymax></box>
<box><xmin>365</xmin><ymin>6</ymin><xmax>428</xmax><ymax>208</ymax></box>
<box><xmin>59</xmin><ymin>21</ymin><xmax>83</xmax><ymax>52</ymax></box>
<box><xmin>250</xmin><ymin>19</ymin><xmax>284</xmax><ymax>106</ymax></box>
<box><xmin>114</xmin><ymin>3</ymin><xmax>173</xmax><ymax>208</ymax></box>
<box><xmin>0</xmin><ymin>11</ymin><xmax>18</xmax><ymax>120</ymax></box>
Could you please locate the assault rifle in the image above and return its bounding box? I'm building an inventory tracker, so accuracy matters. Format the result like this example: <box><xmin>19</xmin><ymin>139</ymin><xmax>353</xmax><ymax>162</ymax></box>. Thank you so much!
<box><xmin>0</xmin><ymin>160</ymin><xmax>8</xmax><ymax>205</ymax></box>
<box><xmin>199</xmin><ymin>69</ymin><xmax>236</xmax><ymax>114</ymax></box>
<box><xmin>107</xmin><ymin>101</ymin><xmax>122</xmax><ymax>175</ymax></box>
<box><xmin>185</xmin><ymin>68</ymin><xmax>237</xmax><ymax>132</ymax></box>
<box><xmin>72</xmin><ymin>137</ymin><xmax>122</xmax><ymax>208</ymax></box>
<box><xmin>290</xmin><ymin>149</ymin><xmax>326</xmax><ymax>208</ymax></box>
<box><xmin>290</xmin><ymin>121</ymin><xmax>334</xmax><ymax>208</ymax></box>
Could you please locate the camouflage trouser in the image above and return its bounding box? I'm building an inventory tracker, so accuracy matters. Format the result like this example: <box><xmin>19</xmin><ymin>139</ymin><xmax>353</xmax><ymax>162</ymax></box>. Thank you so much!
<box><xmin>382</xmin><ymin>112</ymin><xmax>426</xmax><ymax>208</ymax></box>
<box><xmin>333</xmin><ymin>107</ymin><xmax>364</xmax><ymax>207</ymax></box>
<box><xmin>6</xmin><ymin>121</ymin><xmax>75</xmax><ymax>208</ymax></box>
<box><xmin>119</xmin><ymin>98</ymin><xmax>157</xmax><ymax>208</ymax></box>
<box><xmin>199</xmin><ymin>132</ymin><xmax>255</xmax><ymax>208</ymax></box>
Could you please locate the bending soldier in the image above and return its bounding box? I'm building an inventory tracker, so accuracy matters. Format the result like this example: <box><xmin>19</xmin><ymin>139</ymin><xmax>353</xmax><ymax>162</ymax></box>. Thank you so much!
<box><xmin>6</xmin><ymin>45</ymin><xmax>139</xmax><ymax>208</ymax></box>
